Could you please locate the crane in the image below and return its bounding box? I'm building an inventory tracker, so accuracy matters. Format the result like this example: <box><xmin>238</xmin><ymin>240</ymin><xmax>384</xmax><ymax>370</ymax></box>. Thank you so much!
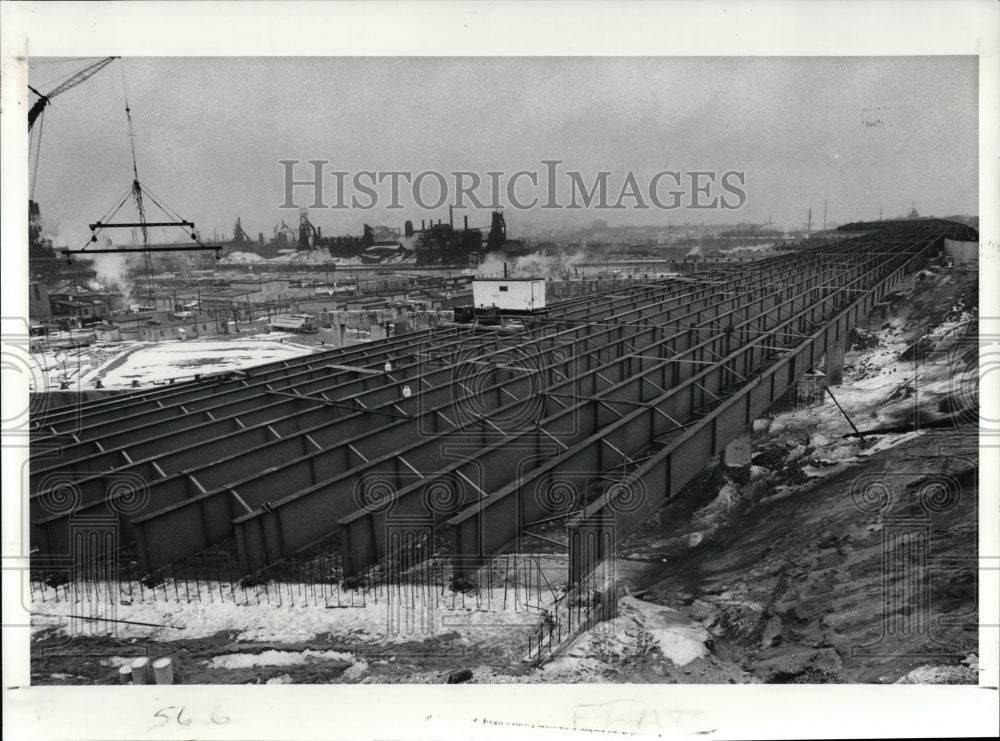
<box><xmin>28</xmin><ymin>56</ymin><xmax>119</xmax><ymax>132</ymax></box>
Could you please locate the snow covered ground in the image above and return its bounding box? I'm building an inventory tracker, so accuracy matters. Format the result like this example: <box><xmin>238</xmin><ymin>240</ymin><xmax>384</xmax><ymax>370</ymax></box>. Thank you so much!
<box><xmin>545</xmin><ymin>596</ymin><xmax>711</xmax><ymax>679</ymax></box>
<box><xmin>30</xmin><ymin>580</ymin><xmax>555</xmax><ymax>646</ymax></box>
<box><xmin>217</xmin><ymin>249</ymin><xmax>414</xmax><ymax>267</ymax></box>
<box><xmin>30</xmin><ymin>333</ymin><xmax>320</xmax><ymax>390</ymax></box>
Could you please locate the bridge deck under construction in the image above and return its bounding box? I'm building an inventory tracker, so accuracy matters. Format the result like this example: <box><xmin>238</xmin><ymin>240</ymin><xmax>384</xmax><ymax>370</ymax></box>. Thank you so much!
<box><xmin>29</xmin><ymin>219</ymin><xmax>977</xmax><ymax>589</ymax></box>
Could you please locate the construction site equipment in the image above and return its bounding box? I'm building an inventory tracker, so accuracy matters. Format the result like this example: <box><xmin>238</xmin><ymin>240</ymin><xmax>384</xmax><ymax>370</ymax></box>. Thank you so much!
<box><xmin>60</xmin><ymin>62</ymin><xmax>220</xmax><ymax>283</ymax></box>
<box><xmin>270</xmin><ymin>314</ymin><xmax>319</xmax><ymax>333</ymax></box>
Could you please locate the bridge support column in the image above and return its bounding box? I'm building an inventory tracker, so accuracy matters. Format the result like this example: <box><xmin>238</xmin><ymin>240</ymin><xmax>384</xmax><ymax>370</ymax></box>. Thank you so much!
<box><xmin>370</xmin><ymin>323</ymin><xmax>387</xmax><ymax>342</ymax></box>
<box><xmin>825</xmin><ymin>334</ymin><xmax>845</xmax><ymax>386</ymax></box>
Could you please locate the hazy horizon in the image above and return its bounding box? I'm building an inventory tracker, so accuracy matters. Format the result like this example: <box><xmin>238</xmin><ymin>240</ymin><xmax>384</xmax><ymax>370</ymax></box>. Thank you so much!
<box><xmin>28</xmin><ymin>56</ymin><xmax>978</xmax><ymax>247</ymax></box>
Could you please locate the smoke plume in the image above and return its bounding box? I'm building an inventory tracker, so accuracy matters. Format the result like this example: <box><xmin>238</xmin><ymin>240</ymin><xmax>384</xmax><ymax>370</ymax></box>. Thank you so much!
<box><xmin>476</xmin><ymin>249</ymin><xmax>591</xmax><ymax>279</ymax></box>
<box><xmin>90</xmin><ymin>252</ymin><xmax>136</xmax><ymax>306</ymax></box>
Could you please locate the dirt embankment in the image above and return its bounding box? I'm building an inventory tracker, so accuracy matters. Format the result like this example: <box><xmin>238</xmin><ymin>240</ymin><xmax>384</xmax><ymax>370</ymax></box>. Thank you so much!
<box><xmin>593</xmin><ymin>262</ymin><xmax>980</xmax><ymax>684</ymax></box>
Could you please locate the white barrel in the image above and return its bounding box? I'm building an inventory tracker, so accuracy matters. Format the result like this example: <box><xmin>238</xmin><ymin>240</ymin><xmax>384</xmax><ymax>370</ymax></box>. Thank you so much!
<box><xmin>118</xmin><ymin>665</ymin><xmax>132</xmax><ymax>685</ymax></box>
<box><xmin>152</xmin><ymin>657</ymin><xmax>174</xmax><ymax>685</ymax></box>
<box><xmin>130</xmin><ymin>657</ymin><xmax>151</xmax><ymax>685</ymax></box>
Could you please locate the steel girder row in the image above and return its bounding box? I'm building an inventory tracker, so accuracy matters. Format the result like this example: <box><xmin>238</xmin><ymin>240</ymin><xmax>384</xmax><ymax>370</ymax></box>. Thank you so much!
<box><xmin>228</xmin><ymin>251</ymin><xmax>858</xmax><ymax>576</ymax></box>
<box><xmin>31</xmin><ymin>270</ymin><xmax>758</xmax><ymax>559</ymax></box>
<box><xmin>551</xmin><ymin>223</ymin><xmax>956</xmax><ymax>587</ymax></box>
<box><xmin>29</xmin><ymin>280</ymin><xmax>694</xmax><ymax>472</ymax></box>
<box><xmin>28</xmin><ymin>278</ymin><xmax>681</xmax><ymax>446</ymax></box>
<box><xmin>352</xmin><ymin>250</ymin><xmax>885</xmax><ymax>576</ymax></box>
<box><xmin>31</xmin><ymin>275</ymin><xmax>686</xmax><ymax>433</ymax></box>
<box><xmin>123</xmin><ymin>258</ymin><xmax>811</xmax><ymax>571</ymax></box>
<box><xmin>31</xmin><ymin>295</ymin><xmax>704</xmax><ymax>546</ymax></box>
<box><xmin>30</xmin><ymin>270</ymin><xmax>751</xmax><ymax>495</ymax></box>
<box><xmin>29</xmin><ymin>232</ymin><xmax>891</xmax><ymax>573</ymax></box>
<box><xmin>31</xmin><ymin>325</ymin><xmax>452</xmax><ymax>439</ymax></box>
<box><xmin>335</xmin><ymin>257</ymin><xmax>856</xmax><ymax>574</ymax></box>
<box><xmin>30</xmin><ymin>327</ymin><xmax>581</xmax><ymax>482</ymax></box>
<box><xmin>446</xmin><ymin>223</ymin><xmax>951</xmax><ymax>585</ymax></box>
<box><xmin>30</xmin><ymin>275</ymin><xmax>732</xmax><ymax>458</ymax></box>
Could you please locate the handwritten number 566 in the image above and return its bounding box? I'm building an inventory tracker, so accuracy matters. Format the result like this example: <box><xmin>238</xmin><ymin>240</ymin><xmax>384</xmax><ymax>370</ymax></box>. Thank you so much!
<box><xmin>153</xmin><ymin>706</ymin><xmax>228</xmax><ymax>727</ymax></box>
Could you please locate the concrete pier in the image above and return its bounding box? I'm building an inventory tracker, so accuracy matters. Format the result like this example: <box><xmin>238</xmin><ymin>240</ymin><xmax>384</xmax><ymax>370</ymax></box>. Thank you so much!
<box><xmin>721</xmin><ymin>430</ymin><xmax>752</xmax><ymax>470</ymax></box>
<box><xmin>824</xmin><ymin>334</ymin><xmax>845</xmax><ymax>386</ymax></box>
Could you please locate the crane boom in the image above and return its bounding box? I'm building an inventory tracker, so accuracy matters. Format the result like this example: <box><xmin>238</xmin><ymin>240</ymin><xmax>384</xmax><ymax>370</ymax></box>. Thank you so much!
<box><xmin>28</xmin><ymin>56</ymin><xmax>119</xmax><ymax>131</ymax></box>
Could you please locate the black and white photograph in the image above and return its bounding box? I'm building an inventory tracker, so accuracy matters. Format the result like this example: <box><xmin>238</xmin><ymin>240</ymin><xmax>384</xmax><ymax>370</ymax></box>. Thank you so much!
<box><xmin>3</xmin><ymin>2</ymin><xmax>998</xmax><ymax>740</ymax></box>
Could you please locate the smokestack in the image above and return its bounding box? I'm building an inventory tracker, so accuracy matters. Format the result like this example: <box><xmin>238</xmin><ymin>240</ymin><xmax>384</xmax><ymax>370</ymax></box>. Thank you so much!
<box><xmin>503</xmin><ymin>262</ymin><xmax>508</xmax><ymax>279</ymax></box>
<box><xmin>463</xmin><ymin>215</ymin><xmax>468</xmax><ymax>230</ymax></box>
<box><xmin>449</xmin><ymin>205</ymin><xmax>453</xmax><ymax>228</ymax></box>
<box><xmin>421</xmin><ymin>220</ymin><xmax>425</xmax><ymax>230</ymax></box>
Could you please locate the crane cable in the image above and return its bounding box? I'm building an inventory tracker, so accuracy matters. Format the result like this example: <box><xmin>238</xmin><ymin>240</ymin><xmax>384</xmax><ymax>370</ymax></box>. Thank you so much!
<box><xmin>119</xmin><ymin>60</ymin><xmax>156</xmax><ymax>302</ymax></box>
<box><xmin>30</xmin><ymin>106</ymin><xmax>44</xmax><ymax>202</ymax></box>
<box><xmin>29</xmin><ymin>58</ymin><xmax>110</xmax><ymax>205</ymax></box>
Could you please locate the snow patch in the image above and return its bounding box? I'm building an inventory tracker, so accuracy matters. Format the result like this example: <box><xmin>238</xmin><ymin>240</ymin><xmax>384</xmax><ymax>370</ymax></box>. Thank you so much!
<box><xmin>30</xmin><ymin>335</ymin><xmax>320</xmax><ymax>389</ymax></box>
<box><xmin>342</xmin><ymin>658</ymin><xmax>369</xmax><ymax>681</ymax></box>
<box><xmin>859</xmin><ymin>431</ymin><xmax>925</xmax><ymax>456</ymax></box>
<box><xmin>207</xmin><ymin>649</ymin><xmax>354</xmax><ymax>669</ymax></box>
<box><xmin>895</xmin><ymin>662</ymin><xmax>976</xmax><ymax>684</ymax></box>
<box><xmin>31</xmin><ymin>581</ymin><xmax>554</xmax><ymax>649</ymax></box>
<box><xmin>615</xmin><ymin>598</ymin><xmax>710</xmax><ymax>666</ymax></box>
<box><xmin>549</xmin><ymin>597</ymin><xmax>710</xmax><ymax>673</ymax></box>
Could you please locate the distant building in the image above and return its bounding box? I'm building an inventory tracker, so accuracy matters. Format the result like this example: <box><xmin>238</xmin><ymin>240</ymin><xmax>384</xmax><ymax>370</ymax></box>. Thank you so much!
<box><xmin>48</xmin><ymin>292</ymin><xmax>117</xmax><ymax>324</ymax></box>
<box><xmin>136</xmin><ymin>317</ymin><xmax>220</xmax><ymax>342</ymax></box>
<box><xmin>229</xmin><ymin>278</ymin><xmax>290</xmax><ymax>300</ymax></box>
<box><xmin>199</xmin><ymin>287</ymin><xmax>263</xmax><ymax>314</ymax></box>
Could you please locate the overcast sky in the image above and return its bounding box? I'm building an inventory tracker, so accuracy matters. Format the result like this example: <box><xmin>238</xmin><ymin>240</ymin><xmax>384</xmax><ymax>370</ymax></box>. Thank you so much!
<box><xmin>28</xmin><ymin>56</ymin><xmax>977</xmax><ymax>246</ymax></box>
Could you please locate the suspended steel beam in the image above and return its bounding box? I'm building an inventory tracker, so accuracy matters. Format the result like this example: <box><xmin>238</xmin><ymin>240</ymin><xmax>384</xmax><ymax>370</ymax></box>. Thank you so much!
<box><xmin>89</xmin><ymin>221</ymin><xmax>195</xmax><ymax>229</ymax></box>
<box><xmin>62</xmin><ymin>245</ymin><xmax>220</xmax><ymax>254</ymax></box>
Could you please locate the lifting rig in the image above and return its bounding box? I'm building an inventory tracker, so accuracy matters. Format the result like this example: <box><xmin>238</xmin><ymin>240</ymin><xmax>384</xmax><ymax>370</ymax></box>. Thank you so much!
<box><xmin>35</xmin><ymin>60</ymin><xmax>220</xmax><ymax>278</ymax></box>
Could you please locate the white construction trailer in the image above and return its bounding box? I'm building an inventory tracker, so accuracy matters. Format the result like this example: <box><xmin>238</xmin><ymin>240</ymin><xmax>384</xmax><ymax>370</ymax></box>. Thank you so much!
<box><xmin>471</xmin><ymin>278</ymin><xmax>546</xmax><ymax>313</ymax></box>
